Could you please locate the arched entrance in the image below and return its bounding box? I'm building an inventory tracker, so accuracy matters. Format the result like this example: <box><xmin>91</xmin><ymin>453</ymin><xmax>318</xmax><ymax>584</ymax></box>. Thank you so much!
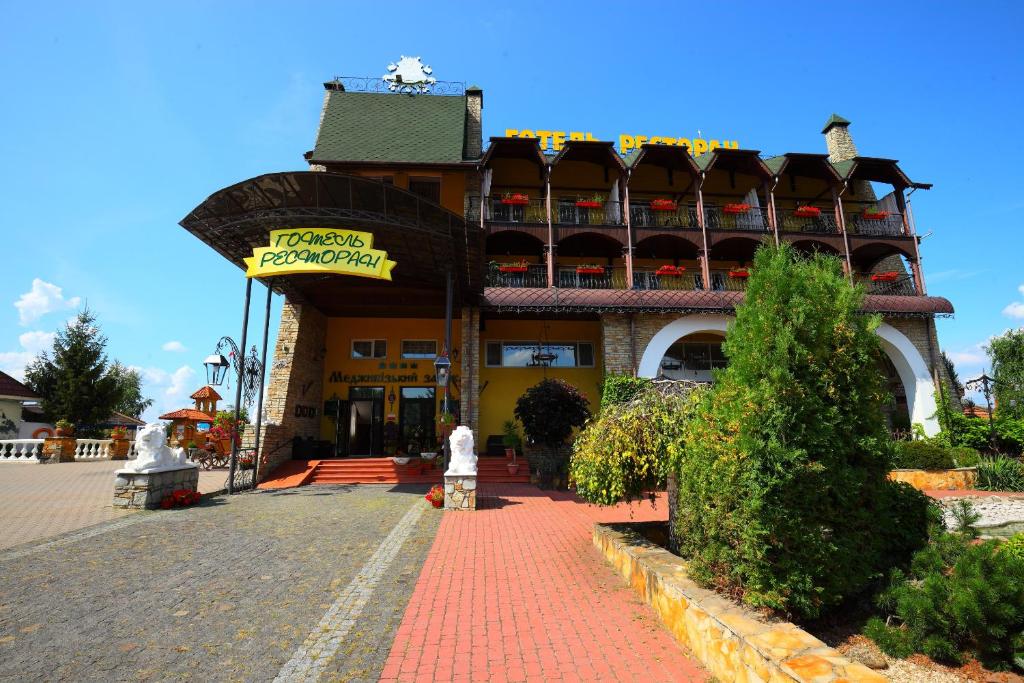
<box><xmin>637</xmin><ymin>316</ymin><xmax>939</xmax><ymax>435</ymax></box>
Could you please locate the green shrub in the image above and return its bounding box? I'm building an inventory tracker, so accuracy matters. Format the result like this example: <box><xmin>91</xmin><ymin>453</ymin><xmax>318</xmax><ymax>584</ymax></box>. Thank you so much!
<box><xmin>571</xmin><ymin>387</ymin><xmax>699</xmax><ymax>506</ymax></box>
<box><xmin>976</xmin><ymin>456</ymin><xmax>1024</xmax><ymax>492</ymax></box>
<box><xmin>1003</xmin><ymin>533</ymin><xmax>1024</xmax><ymax>564</ymax></box>
<box><xmin>893</xmin><ymin>440</ymin><xmax>956</xmax><ymax>470</ymax></box>
<box><xmin>674</xmin><ymin>244</ymin><xmax>931</xmax><ymax>619</ymax></box>
<box><xmin>950</xmin><ymin>446</ymin><xmax>981</xmax><ymax>468</ymax></box>
<box><xmin>867</xmin><ymin>533</ymin><xmax>1024</xmax><ymax>668</ymax></box>
<box><xmin>514</xmin><ymin>379</ymin><xmax>590</xmax><ymax>446</ymax></box>
<box><xmin>599</xmin><ymin>374</ymin><xmax>653</xmax><ymax>410</ymax></box>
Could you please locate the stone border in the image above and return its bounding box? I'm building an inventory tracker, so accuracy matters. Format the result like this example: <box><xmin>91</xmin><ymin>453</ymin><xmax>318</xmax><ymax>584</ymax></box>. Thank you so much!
<box><xmin>888</xmin><ymin>467</ymin><xmax>977</xmax><ymax>491</ymax></box>
<box><xmin>593</xmin><ymin>522</ymin><xmax>887</xmax><ymax>683</ymax></box>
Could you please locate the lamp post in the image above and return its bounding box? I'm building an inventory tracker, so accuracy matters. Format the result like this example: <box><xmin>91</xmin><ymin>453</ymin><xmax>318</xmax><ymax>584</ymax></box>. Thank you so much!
<box><xmin>434</xmin><ymin>351</ymin><xmax>451</xmax><ymax>471</ymax></box>
<box><xmin>966</xmin><ymin>372</ymin><xmax>999</xmax><ymax>451</ymax></box>
<box><xmin>205</xmin><ymin>336</ymin><xmax>262</xmax><ymax>493</ymax></box>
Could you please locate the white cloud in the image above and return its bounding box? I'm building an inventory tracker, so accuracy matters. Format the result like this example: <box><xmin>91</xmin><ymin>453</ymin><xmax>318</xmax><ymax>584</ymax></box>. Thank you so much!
<box><xmin>18</xmin><ymin>331</ymin><xmax>55</xmax><ymax>355</ymax></box>
<box><xmin>161</xmin><ymin>340</ymin><xmax>187</xmax><ymax>353</ymax></box>
<box><xmin>1003</xmin><ymin>302</ymin><xmax>1024</xmax><ymax>319</ymax></box>
<box><xmin>14</xmin><ymin>279</ymin><xmax>81</xmax><ymax>325</ymax></box>
<box><xmin>0</xmin><ymin>330</ymin><xmax>56</xmax><ymax>380</ymax></box>
<box><xmin>134</xmin><ymin>364</ymin><xmax>198</xmax><ymax>422</ymax></box>
<box><xmin>948</xmin><ymin>349</ymin><xmax>986</xmax><ymax>365</ymax></box>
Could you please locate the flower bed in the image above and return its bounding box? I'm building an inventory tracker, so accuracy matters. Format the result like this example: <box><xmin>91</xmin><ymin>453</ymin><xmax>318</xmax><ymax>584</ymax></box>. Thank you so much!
<box><xmin>723</xmin><ymin>203</ymin><xmax>751</xmax><ymax>214</ymax></box>
<box><xmin>161</xmin><ymin>488</ymin><xmax>201</xmax><ymax>509</ymax></box>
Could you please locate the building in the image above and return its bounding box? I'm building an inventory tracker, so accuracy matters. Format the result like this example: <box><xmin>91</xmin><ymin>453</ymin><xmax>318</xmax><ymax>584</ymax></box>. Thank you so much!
<box><xmin>159</xmin><ymin>386</ymin><xmax>221</xmax><ymax>447</ymax></box>
<box><xmin>180</xmin><ymin>65</ymin><xmax>955</xmax><ymax>478</ymax></box>
<box><xmin>0</xmin><ymin>371</ymin><xmax>41</xmax><ymax>438</ymax></box>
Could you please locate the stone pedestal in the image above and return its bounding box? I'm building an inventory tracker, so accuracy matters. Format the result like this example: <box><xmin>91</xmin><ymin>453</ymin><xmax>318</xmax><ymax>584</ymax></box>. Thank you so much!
<box><xmin>110</xmin><ymin>439</ymin><xmax>131</xmax><ymax>460</ymax></box>
<box><xmin>42</xmin><ymin>437</ymin><xmax>77</xmax><ymax>462</ymax></box>
<box><xmin>113</xmin><ymin>466</ymin><xmax>199</xmax><ymax>510</ymax></box>
<box><xmin>444</xmin><ymin>474</ymin><xmax>477</xmax><ymax>511</ymax></box>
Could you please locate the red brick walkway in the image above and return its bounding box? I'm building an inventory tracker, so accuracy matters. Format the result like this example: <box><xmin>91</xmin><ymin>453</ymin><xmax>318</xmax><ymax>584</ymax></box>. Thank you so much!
<box><xmin>381</xmin><ymin>484</ymin><xmax>707</xmax><ymax>682</ymax></box>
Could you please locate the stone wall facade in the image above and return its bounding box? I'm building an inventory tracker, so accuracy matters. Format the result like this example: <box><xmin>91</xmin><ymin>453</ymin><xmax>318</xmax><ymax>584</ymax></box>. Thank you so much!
<box><xmin>889</xmin><ymin>467</ymin><xmax>977</xmax><ymax>492</ymax></box>
<box><xmin>113</xmin><ymin>467</ymin><xmax>199</xmax><ymax>510</ymax></box>
<box><xmin>459</xmin><ymin>306</ymin><xmax>481</xmax><ymax>445</ymax></box>
<box><xmin>464</xmin><ymin>88</ymin><xmax>483</xmax><ymax>160</ymax></box>
<box><xmin>258</xmin><ymin>299</ymin><xmax>327</xmax><ymax>480</ymax></box>
<box><xmin>444</xmin><ymin>474</ymin><xmax>476</xmax><ymax>511</ymax></box>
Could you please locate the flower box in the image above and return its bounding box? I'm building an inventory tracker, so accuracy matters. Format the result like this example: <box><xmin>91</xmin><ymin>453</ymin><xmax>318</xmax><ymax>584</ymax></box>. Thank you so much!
<box><xmin>501</xmin><ymin>193</ymin><xmax>529</xmax><ymax>205</ymax></box>
<box><xmin>650</xmin><ymin>199</ymin><xmax>678</xmax><ymax>212</ymax></box>
<box><xmin>498</xmin><ymin>265</ymin><xmax>528</xmax><ymax>273</ymax></box>
<box><xmin>793</xmin><ymin>206</ymin><xmax>821</xmax><ymax>218</ymax></box>
<box><xmin>871</xmin><ymin>271</ymin><xmax>899</xmax><ymax>282</ymax></box>
<box><xmin>862</xmin><ymin>210</ymin><xmax>889</xmax><ymax>221</ymax></box>
<box><xmin>728</xmin><ymin>269</ymin><xmax>750</xmax><ymax>279</ymax></box>
<box><xmin>575</xmin><ymin>200</ymin><xmax>602</xmax><ymax>208</ymax></box>
<box><xmin>656</xmin><ymin>265</ymin><xmax>685</xmax><ymax>276</ymax></box>
<box><xmin>576</xmin><ymin>266</ymin><xmax>605</xmax><ymax>275</ymax></box>
<box><xmin>723</xmin><ymin>203</ymin><xmax>751</xmax><ymax>215</ymax></box>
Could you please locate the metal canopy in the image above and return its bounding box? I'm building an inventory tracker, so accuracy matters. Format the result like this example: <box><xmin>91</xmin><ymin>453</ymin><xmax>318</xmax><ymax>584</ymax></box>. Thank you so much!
<box><xmin>179</xmin><ymin>172</ymin><xmax>484</xmax><ymax>316</ymax></box>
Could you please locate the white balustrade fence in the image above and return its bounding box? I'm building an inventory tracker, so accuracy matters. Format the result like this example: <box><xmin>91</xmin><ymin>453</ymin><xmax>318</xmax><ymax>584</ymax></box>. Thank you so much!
<box><xmin>74</xmin><ymin>439</ymin><xmax>113</xmax><ymax>460</ymax></box>
<box><xmin>0</xmin><ymin>439</ymin><xmax>43</xmax><ymax>462</ymax></box>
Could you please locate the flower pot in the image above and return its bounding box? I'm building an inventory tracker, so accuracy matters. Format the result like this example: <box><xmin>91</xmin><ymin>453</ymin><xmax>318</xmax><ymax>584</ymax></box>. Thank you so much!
<box><xmin>498</xmin><ymin>266</ymin><xmax>528</xmax><ymax>273</ymax></box>
<box><xmin>501</xmin><ymin>195</ymin><xmax>529</xmax><ymax>205</ymax></box>
<box><xmin>575</xmin><ymin>200</ymin><xmax>602</xmax><ymax>208</ymax></box>
<box><xmin>728</xmin><ymin>270</ymin><xmax>750</xmax><ymax>279</ymax></box>
<box><xmin>862</xmin><ymin>211</ymin><xmax>889</xmax><ymax>220</ymax></box>
<box><xmin>505</xmin><ymin>447</ymin><xmax>516</xmax><ymax>460</ymax></box>
<box><xmin>793</xmin><ymin>206</ymin><xmax>821</xmax><ymax>218</ymax></box>
<box><xmin>507</xmin><ymin>463</ymin><xmax>520</xmax><ymax>475</ymax></box>
<box><xmin>656</xmin><ymin>266</ymin><xmax>684</xmax><ymax>277</ymax></box>
<box><xmin>650</xmin><ymin>199</ymin><xmax>677</xmax><ymax>211</ymax></box>
<box><xmin>392</xmin><ymin>456</ymin><xmax>411</xmax><ymax>466</ymax></box>
<box><xmin>722</xmin><ymin>203</ymin><xmax>751</xmax><ymax>214</ymax></box>
<box><xmin>110</xmin><ymin>438</ymin><xmax>131</xmax><ymax>460</ymax></box>
<box><xmin>55</xmin><ymin>427</ymin><xmax>73</xmax><ymax>437</ymax></box>
<box><xmin>871</xmin><ymin>271</ymin><xmax>899</xmax><ymax>282</ymax></box>
<box><xmin>576</xmin><ymin>267</ymin><xmax>604</xmax><ymax>275</ymax></box>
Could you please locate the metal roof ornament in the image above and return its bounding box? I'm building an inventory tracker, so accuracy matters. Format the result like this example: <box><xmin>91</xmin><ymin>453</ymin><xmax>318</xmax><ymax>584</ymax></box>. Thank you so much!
<box><xmin>383</xmin><ymin>56</ymin><xmax>437</xmax><ymax>94</ymax></box>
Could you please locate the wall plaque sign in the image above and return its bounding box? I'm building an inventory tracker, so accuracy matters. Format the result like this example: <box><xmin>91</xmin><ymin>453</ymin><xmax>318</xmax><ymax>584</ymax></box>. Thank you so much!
<box><xmin>244</xmin><ymin>228</ymin><xmax>397</xmax><ymax>280</ymax></box>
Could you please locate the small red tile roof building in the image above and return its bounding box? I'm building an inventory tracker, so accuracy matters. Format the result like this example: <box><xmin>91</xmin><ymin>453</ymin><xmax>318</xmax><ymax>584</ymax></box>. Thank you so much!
<box><xmin>160</xmin><ymin>385</ymin><xmax>222</xmax><ymax>446</ymax></box>
<box><xmin>0</xmin><ymin>371</ymin><xmax>40</xmax><ymax>401</ymax></box>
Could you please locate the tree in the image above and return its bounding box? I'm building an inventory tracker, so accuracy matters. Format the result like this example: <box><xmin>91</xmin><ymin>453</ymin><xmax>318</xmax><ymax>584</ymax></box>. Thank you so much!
<box><xmin>108</xmin><ymin>362</ymin><xmax>153</xmax><ymax>418</ymax></box>
<box><xmin>987</xmin><ymin>328</ymin><xmax>1024</xmax><ymax>419</ymax></box>
<box><xmin>941</xmin><ymin>350</ymin><xmax>964</xmax><ymax>400</ymax></box>
<box><xmin>24</xmin><ymin>309</ymin><xmax>122</xmax><ymax>432</ymax></box>
<box><xmin>674</xmin><ymin>244</ymin><xmax>930</xmax><ymax>618</ymax></box>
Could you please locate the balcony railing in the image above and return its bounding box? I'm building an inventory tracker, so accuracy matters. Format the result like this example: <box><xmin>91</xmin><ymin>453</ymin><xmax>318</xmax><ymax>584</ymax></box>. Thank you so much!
<box><xmin>776</xmin><ymin>207</ymin><xmax>840</xmax><ymax>234</ymax></box>
<box><xmin>629</xmin><ymin>201</ymin><xmax>700</xmax><ymax>229</ymax></box>
<box><xmin>855</xmin><ymin>272</ymin><xmax>918</xmax><ymax>296</ymax></box>
<box><xmin>553</xmin><ymin>199</ymin><xmax>624</xmax><ymax>226</ymax></box>
<box><xmin>556</xmin><ymin>267</ymin><xmax>629</xmax><ymax>289</ymax></box>
<box><xmin>704</xmin><ymin>204</ymin><xmax>771</xmax><ymax>232</ymax></box>
<box><xmin>486</xmin><ymin>263</ymin><xmax>548</xmax><ymax>288</ymax></box>
<box><xmin>845</xmin><ymin>211</ymin><xmax>906</xmax><ymax>237</ymax></box>
<box><xmin>468</xmin><ymin>196</ymin><xmax>548</xmax><ymax>224</ymax></box>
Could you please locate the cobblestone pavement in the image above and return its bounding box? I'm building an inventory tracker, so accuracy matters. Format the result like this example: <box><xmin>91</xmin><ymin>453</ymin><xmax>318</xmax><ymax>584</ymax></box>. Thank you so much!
<box><xmin>0</xmin><ymin>460</ymin><xmax>229</xmax><ymax>550</ymax></box>
<box><xmin>382</xmin><ymin>484</ymin><xmax>708</xmax><ymax>682</ymax></box>
<box><xmin>0</xmin><ymin>484</ymin><xmax>441</xmax><ymax>682</ymax></box>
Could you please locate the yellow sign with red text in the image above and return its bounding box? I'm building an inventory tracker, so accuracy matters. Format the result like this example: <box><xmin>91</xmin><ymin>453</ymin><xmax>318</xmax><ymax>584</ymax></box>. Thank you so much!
<box><xmin>244</xmin><ymin>228</ymin><xmax>397</xmax><ymax>280</ymax></box>
<box><xmin>504</xmin><ymin>128</ymin><xmax>738</xmax><ymax>156</ymax></box>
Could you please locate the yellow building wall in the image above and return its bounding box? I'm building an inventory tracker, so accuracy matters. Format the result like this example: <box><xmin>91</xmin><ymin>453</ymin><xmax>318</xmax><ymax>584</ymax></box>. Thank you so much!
<box><xmin>346</xmin><ymin>169</ymin><xmax>468</xmax><ymax>217</ymax></box>
<box><xmin>320</xmin><ymin>317</ymin><xmax>462</xmax><ymax>441</ymax></box>
<box><xmin>478</xmin><ymin>318</ymin><xmax>603</xmax><ymax>445</ymax></box>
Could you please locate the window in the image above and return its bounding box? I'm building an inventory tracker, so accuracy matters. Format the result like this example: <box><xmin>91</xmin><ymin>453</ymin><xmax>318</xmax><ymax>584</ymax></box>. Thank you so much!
<box><xmin>352</xmin><ymin>339</ymin><xmax>387</xmax><ymax>359</ymax></box>
<box><xmin>662</xmin><ymin>341</ymin><xmax>726</xmax><ymax>372</ymax></box>
<box><xmin>401</xmin><ymin>340</ymin><xmax>437</xmax><ymax>359</ymax></box>
<box><xmin>408</xmin><ymin>177</ymin><xmax>441</xmax><ymax>204</ymax></box>
<box><xmin>365</xmin><ymin>175</ymin><xmax>394</xmax><ymax>185</ymax></box>
<box><xmin>484</xmin><ymin>341</ymin><xmax>595</xmax><ymax>368</ymax></box>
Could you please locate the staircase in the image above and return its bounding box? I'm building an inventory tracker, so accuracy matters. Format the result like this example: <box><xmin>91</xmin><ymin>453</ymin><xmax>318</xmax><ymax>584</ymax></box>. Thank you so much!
<box><xmin>307</xmin><ymin>456</ymin><xmax>531</xmax><ymax>485</ymax></box>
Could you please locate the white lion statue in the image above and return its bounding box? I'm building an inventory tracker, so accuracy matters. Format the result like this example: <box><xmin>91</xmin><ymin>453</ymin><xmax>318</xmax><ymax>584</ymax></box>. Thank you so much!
<box><xmin>125</xmin><ymin>423</ymin><xmax>193</xmax><ymax>472</ymax></box>
<box><xmin>445</xmin><ymin>425</ymin><xmax>477</xmax><ymax>476</ymax></box>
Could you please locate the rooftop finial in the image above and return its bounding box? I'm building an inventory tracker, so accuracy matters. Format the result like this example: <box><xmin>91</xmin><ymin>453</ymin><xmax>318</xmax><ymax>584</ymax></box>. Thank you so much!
<box><xmin>821</xmin><ymin>113</ymin><xmax>851</xmax><ymax>134</ymax></box>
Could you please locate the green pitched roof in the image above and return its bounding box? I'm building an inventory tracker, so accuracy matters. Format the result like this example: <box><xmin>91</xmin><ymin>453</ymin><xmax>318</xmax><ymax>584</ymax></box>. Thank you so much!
<box><xmin>312</xmin><ymin>91</ymin><xmax>469</xmax><ymax>164</ymax></box>
<box><xmin>821</xmin><ymin>113</ymin><xmax>851</xmax><ymax>134</ymax></box>
<box><xmin>763</xmin><ymin>156</ymin><xmax>787</xmax><ymax>174</ymax></box>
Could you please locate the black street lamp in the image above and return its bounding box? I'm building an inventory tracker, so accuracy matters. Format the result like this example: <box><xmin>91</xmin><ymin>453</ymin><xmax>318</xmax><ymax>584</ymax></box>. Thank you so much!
<box><xmin>205</xmin><ymin>336</ymin><xmax>263</xmax><ymax>493</ymax></box>
<box><xmin>434</xmin><ymin>351</ymin><xmax>452</xmax><ymax>471</ymax></box>
<box><xmin>203</xmin><ymin>353</ymin><xmax>230</xmax><ymax>386</ymax></box>
<box><xmin>966</xmin><ymin>372</ymin><xmax>999</xmax><ymax>450</ymax></box>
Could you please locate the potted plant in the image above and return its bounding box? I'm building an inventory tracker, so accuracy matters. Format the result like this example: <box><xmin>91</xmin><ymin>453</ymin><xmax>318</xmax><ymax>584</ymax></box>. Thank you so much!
<box><xmin>722</xmin><ymin>203</ymin><xmax>751</xmax><ymax>214</ymax></box>
<box><xmin>575</xmin><ymin>264</ymin><xmax>605</xmax><ymax>275</ymax></box>
<box><xmin>871</xmin><ymin>271</ymin><xmax>900</xmax><ymax>282</ymax></box>
<box><xmin>728</xmin><ymin>268</ymin><xmax>750</xmax><ymax>278</ymax></box>
<box><xmin>420</xmin><ymin>451</ymin><xmax>438</xmax><ymax>469</ymax></box>
<box><xmin>383</xmin><ymin>416</ymin><xmax>399</xmax><ymax>457</ymax></box>
<box><xmin>575</xmin><ymin>193</ymin><xmax>604</xmax><ymax>209</ymax></box>
<box><xmin>109</xmin><ymin>426</ymin><xmax>131</xmax><ymax>459</ymax></box>
<box><xmin>656</xmin><ymin>265</ymin><xmax>685</xmax><ymax>276</ymax></box>
<box><xmin>424</xmin><ymin>484</ymin><xmax>445</xmax><ymax>508</ymax></box>
<box><xmin>793</xmin><ymin>205</ymin><xmax>821</xmax><ymax>218</ymax></box>
<box><xmin>514</xmin><ymin>379</ymin><xmax>591</xmax><ymax>489</ymax></box>
<box><xmin>502</xmin><ymin>420</ymin><xmax>521</xmax><ymax>460</ymax></box>
<box><xmin>650</xmin><ymin>198</ymin><xmax>677</xmax><ymax>211</ymax></box>
<box><xmin>862</xmin><ymin>207</ymin><xmax>889</xmax><ymax>220</ymax></box>
<box><xmin>501</xmin><ymin>192</ymin><xmax>529</xmax><ymax>205</ymax></box>
<box><xmin>498</xmin><ymin>259</ymin><xmax>529</xmax><ymax>273</ymax></box>
<box><xmin>55</xmin><ymin>419</ymin><xmax>74</xmax><ymax>437</ymax></box>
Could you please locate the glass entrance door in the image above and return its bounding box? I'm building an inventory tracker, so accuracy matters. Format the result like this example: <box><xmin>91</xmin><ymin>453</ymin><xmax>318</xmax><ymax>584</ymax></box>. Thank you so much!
<box><xmin>399</xmin><ymin>387</ymin><xmax>436</xmax><ymax>456</ymax></box>
<box><xmin>348</xmin><ymin>387</ymin><xmax>385</xmax><ymax>456</ymax></box>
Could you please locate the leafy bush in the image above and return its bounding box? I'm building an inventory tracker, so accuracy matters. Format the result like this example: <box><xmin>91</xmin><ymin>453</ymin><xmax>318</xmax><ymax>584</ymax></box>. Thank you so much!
<box><xmin>514</xmin><ymin>379</ymin><xmax>590</xmax><ymax>446</ymax></box>
<box><xmin>950</xmin><ymin>446</ymin><xmax>982</xmax><ymax>468</ymax></box>
<box><xmin>571</xmin><ymin>387</ymin><xmax>699</xmax><ymax>506</ymax></box>
<box><xmin>976</xmin><ymin>456</ymin><xmax>1024</xmax><ymax>492</ymax></box>
<box><xmin>936</xmin><ymin>407</ymin><xmax>1024</xmax><ymax>455</ymax></box>
<box><xmin>599</xmin><ymin>375</ymin><xmax>653</xmax><ymax>410</ymax></box>
<box><xmin>673</xmin><ymin>244</ymin><xmax>931</xmax><ymax>618</ymax></box>
<box><xmin>893</xmin><ymin>440</ymin><xmax>956</xmax><ymax>470</ymax></box>
<box><xmin>1003</xmin><ymin>533</ymin><xmax>1024</xmax><ymax>564</ymax></box>
<box><xmin>866</xmin><ymin>532</ymin><xmax>1024</xmax><ymax>668</ymax></box>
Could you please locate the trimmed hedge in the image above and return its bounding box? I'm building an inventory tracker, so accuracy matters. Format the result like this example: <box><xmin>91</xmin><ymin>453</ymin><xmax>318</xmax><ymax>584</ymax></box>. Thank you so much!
<box><xmin>599</xmin><ymin>374</ymin><xmax>653</xmax><ymax>410</ymax></box>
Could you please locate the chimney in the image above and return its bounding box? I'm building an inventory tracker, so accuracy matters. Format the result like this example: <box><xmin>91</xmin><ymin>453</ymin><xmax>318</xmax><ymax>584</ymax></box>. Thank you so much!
<box><xmin>822</xmin><ymin>113</ymin><xmax>856</xmax><ymax>163</ymax></box>
<box><xmin>465</xmin><ymin>85</ymin><xmax>483</xmax><ymax>160</ymax></box>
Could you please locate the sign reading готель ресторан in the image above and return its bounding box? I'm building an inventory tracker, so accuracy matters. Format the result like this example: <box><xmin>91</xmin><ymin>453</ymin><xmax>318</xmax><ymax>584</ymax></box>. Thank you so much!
<box><xmin>243</xmin><ymin>228</ymin><xmax>397</xmax><ymax>280</ymax></box>
<box><xmin>504</xmin><ymin>129</ymin><xmax>739</xmax><ymax>155</ymax></box>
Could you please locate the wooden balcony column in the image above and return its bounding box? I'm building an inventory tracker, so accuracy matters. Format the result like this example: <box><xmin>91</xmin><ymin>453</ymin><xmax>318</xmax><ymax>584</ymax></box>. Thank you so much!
<box><xmin>765</xmin><ymin>178</ymin><xmax>780</xmax><ymax>246</ymax></box>
<box><xmin>832</xmin><ymin>183</ymin><xmax>854</xmax><ymax>277</ymax></box>
<box><xmin>696</xmin><ymin>172</ymin><xmax>712</xmax><ymax>287</ymax></box>
<box><xmin>622</xmin><ymin>172</ymin><xmax>634</xmax><ymax>286</ymax></box>
<box><xmin>901</xmin><ymin>189</ymin><xmax>928</xmax><ymax>295</ymax></box>
<box><xmin>545</xmin><ymin>165</ymin><xmax>555</xmax><ymax>288</ymax></box>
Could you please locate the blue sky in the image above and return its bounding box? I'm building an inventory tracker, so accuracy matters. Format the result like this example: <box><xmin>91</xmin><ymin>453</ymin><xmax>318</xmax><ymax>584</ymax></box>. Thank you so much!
<box><xmin>1</xmin><ymin>1</ymin><xmax>1022</xmax><ymax>418</ymax></box>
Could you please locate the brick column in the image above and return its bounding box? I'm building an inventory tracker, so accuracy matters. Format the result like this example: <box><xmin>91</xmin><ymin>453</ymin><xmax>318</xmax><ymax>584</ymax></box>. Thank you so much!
<box><xmin>258</xmin><ymin>299</ymin><xmax>327</xmax><ymax>479</ymax></box>
<box><xmin>459</xmin><ymin>306</ymin><xmax>481</xmax><ymax>449</ymax></box>
<box><xmin>601</xmin><ymin>313</ymin><xmax>634</xmax><ymax>376</ymax></box>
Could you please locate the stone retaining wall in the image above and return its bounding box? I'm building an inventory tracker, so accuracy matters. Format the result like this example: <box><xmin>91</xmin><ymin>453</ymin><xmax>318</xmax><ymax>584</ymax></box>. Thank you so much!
<box><xmin>444</xmin><ymin>474</ymin><xmax>476</xmax><ymax>510</ymax></box>
<box><xmin>888</xmin><ymin>467</ymin><xmax>977</xmax><ymax>491</ymax></box>
<box><xmin>113</xmin><ymin>467</ymin><xmax>199</xmax><ymax>510</ymax></box>
<box><xmin>593</xmin><ymin>522</ymin><xmax>886</xmax><ymax>683</ymax></box>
